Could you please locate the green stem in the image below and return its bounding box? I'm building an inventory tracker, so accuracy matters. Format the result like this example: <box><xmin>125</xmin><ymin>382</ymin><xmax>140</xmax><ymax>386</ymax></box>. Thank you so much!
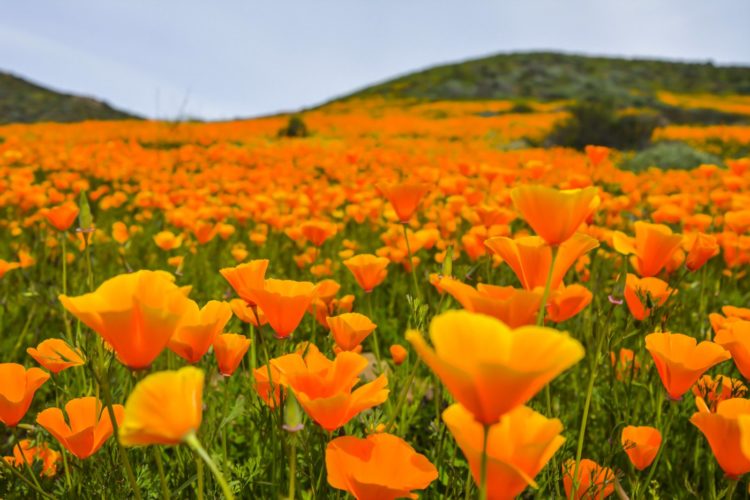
<box><xmin>643</xmin><ymin>400</ymin><xmax>677</xmax><ymax>488</ymax></box>
<box><xmin>479</xmin><ymin>424</ymin><xmax>490</xmax><ymax>500</ymax></box>
<box><xmin>84</xmin><ymin>235</ymin><xmax>94</xmax><ymax>291</ymax></box>
<box><xmin>725</xmin><ymin>479</ymin><xmax>738</xmax><ymax>500</ymax></box>
<box><xmin>60</xmin><ymin>233</ymin><xmax>73</xmax><ymax>342</ymax></box>
<box><xmin>196</xmin><ymin>455</ymin><xmax>204</xmax><ymax>500</ymax></box>
<box><xmin>288</xmin><ymin>437</ymin><xmax>297</xmax><ymax>500</ymax></box>
<box><xmin>185</xmin><ymin>432</ymin><xmax>234</xmax><ymax>500</ymax></box>
<box><xmin>154</xmin><ymin>447</ymin><xmax>171</xmax><ymax>500</ymax></box>
<box><xmin>0</xmin><ymin>453</ymin><xmax>54</xmax><ymax>499</ymax></box>
<box><xmin>402</xmin><ymin>223</ymin><xmax>421</xmax><ymax>301</ymax></box>
<box><xmin>536</xmin><ymin>245</ymin><xmax>559</xmax><ymax>326</ymax></box>
<box><xmin>386</xmin><ymin>359</ymin><xmax>421</xmax><ymax>432</ymax></box>
<box><xmin>11</xmin><ymin>429</ymin><xmax>44</xmax><ymax>493</ymax></box>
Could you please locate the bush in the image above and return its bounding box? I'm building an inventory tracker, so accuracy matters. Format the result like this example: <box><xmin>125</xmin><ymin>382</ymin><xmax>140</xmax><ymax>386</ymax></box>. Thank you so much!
<box><xmin>278</xmin><ymin>115</ymin><xmax>309</xmax><ymax>138</ymax></box>
<box><xmin>619</xmin><ymin>141</ymin><xmax>723</xmax><ymax>171</ymax></box>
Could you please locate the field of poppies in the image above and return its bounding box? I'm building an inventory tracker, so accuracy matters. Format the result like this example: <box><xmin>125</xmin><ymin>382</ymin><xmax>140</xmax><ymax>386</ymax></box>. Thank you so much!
<box><xmin>2</xmin><ymin>95</ymin><xmax>750</xmax><ymax>499</ymax></box>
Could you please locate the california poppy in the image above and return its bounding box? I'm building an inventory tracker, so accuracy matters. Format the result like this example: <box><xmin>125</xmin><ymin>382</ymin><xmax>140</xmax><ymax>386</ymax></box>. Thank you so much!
<box><xmin>27</xmin><ymin>338</ymin><xmax>85</xmax><ymax>374</ymax></box>
<box><xmin>443</xmin><ymin>402</ymin><xmax>565</xmax><ymax>499</ymax></box>
<box><xmin>645</xmin><ymin>332</ymin><xmax>730</xmax><ymax>400</ymax></box>
<box><xmin>220</xmin><ymin>259</ymin><xmax>270</xmax><ymax>306</ymax></box>
<box><xmin>562</xmin><ymin>458</ymin><xmax>615</xmax><ymax>499</ymax></box>
<box><xmin>327</xmin><ymin>313</ymin><xmax>377</xmax><ymax>351</ymax></box>
<box><xmin>612</xmin><ymin>221</ymin><xmax>683</xmax><ymax>277</ymax></box>
<box><xmin>585</xmin><ymin>145</ymin><xmax>611</xmax><ymax>167</ymax></box>
<box><xmin>546</xmin><ymin>285</ymin><xmax>593</xmax><ymax>323</ymax></box>
<box><xmin>251</xmin><ymin>279</ymin><xmax>316</xmax><ymax>338</ymax></box>
<box><xmin>692</xmin><ymin>397</ymin><xmax>750</xmax><ymax>479</ymax></box>
<box><xmin>0</xmin><ymin>259</ymin><xmax>21</xmax><ymax>279</ymax></box>
<box><xmin>343</xmin><ymin>254</ymin><xmax>389</xmax><ymax>292</ymax></box>
<box><xmin>510</xmin><ymin>185</ymin><xmax>599</xmax><ymax>246</ymax></box>
<box><xmin>254</xmin><ymin>362</ymin><xmax>284</xmax><ymax>408</ymax></box>
<box><xmin>692</xmin><ymin>375</ymin><xmax>746</xmax><ymax>411</ymax></box>
<box><xmin>390</xmin><ymin>344</ymin><xmax>408</xmax><ymax>365</ymax></box>
<box><xmin>326</xmin><ymin>432</ymin><xmax>437</xmax><ymax>500</ymax></box>
<box><xmin>685</xmin><ymin>232</ymin><xmax>720</xmax><ymax>271</ymax></box>
<box><xmin>3</xmin><ymin>439</ymin><xmax>60</xmax><ymax>477</ymax></box>
<box><xmin>43</xmin><ymin>202</ymin><xmax>79</xmax><ymax>232</ymax></box>
<box><xmin>376</xmin><ymin>181</ymin><xmax>430</xmax><ymax>223</ymax></box>
<box><xmin>407</xmin><ymin>310</ymin><xmax>584</xmax><ymax>424</ymax></box>
<box><xmin>213</xmin><ymin>333</ymin><xmax>251</xmax><ymax>376</ymax></box>
<box><xmin>610</xmin><ymin>348</ymin><xmax>640</xmax><ymax>381</ymax></box>
<box><xmin>119</xmin><ymin>366</ymin><xmax>204</xmax><ymax>446</ymax></box>
<box><xmin>36</xmin><ymin>397</ymin><xmax>124</xmax><ymax>459</ymax></box>
<box><xmin>0</xmin><ymin>363</ymin><xmax>49</xmax><ymax>426</ymax></box>
<box><xmin>153</xmin><ymin>231</ymin><xmax>183</xmax><ymax>251</ymax></box>
<box><xmin>623</xmin><ymin>274</ymin><xmax>673</xmax><ymax>321</ymax></box>
<box><xmin>230</xmin><ymin>298</ymin><xmax>268</xmax><ymax>327</ymax></box>
<box><xmin>714</xmin><ymin>320</ymin><xmax>750</xmax><ymax>380</ymax></box>
<box><xmin>168</xmin><ymin>300</ymin><xmax>232</xmax><ymax>363</ymax></box>
<box><xmin>300</xmin><ymin>220</ymin><xmax>338</xmax><ymax>247</ymax></box>
<box><xmin>621</xmin><ymin>425</ymin><xmax>661</xmax><ymax>470</ymax></box>
<box><xmin>271</xmin><ymin>344</ymin><xmax>388</xmax><ymax>430</ymax></box>
<box><xmin>59</xmin><ymin>270</ymin><xmax>191</xmax><ymax>369</ymax></box>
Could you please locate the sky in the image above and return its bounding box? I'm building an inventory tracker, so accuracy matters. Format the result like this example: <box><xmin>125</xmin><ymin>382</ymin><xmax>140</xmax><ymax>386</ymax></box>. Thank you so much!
<box><xmin>2</xmin><ymin>0</ymin><xmax>749</xmax><ymax>120</ymax></box>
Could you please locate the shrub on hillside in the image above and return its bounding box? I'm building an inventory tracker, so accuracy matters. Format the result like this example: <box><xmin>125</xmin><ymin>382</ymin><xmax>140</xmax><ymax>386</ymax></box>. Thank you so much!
<box><xmin>619</xmin><ymin>141</ymin><xmax>723</xmax><ymax>171</ymax></box>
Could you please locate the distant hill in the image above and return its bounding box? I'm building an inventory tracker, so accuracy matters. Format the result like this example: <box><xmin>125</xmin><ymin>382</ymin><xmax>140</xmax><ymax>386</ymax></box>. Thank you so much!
<box><xmin>0</xmin><ymin>72</ymin><xmax>138</xmax><ymax>124</ymax></box>
<box><xmin>336</xmin><ymin>52</ymin><xmax>750</xmax><ymax>105</ymax></box>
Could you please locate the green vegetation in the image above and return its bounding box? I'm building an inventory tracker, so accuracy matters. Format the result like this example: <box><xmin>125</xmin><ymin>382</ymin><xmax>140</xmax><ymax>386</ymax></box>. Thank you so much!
<box><xmin>619</xmin><ymin>141</ymin><xmax>724</xmax><ymax>171</ymax></box>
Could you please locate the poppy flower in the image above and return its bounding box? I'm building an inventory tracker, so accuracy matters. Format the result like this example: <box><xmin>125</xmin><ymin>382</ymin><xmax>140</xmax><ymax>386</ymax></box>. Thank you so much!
<box><xmin>251</xmin><ymin>279</ymin><xmax>316</xmax><ymax>338</ymax></box>
<box><xmin>510</xmin><ymin>185</ymin><xmax>600</xmax><ymax>246</ymax></box>
<box><xmin>213</xmin><ymin>333</ymin><xmax>251</xmax><ymax>376</ymax></box>
<box><xmin>271</xmin><ymin>345</ymin><xmax>388</xmax><ymax>431</ymax></box>
<box><xmin>220</xmin><ymin>259</ymin><xmax>270</xmax><ymax>306</ymax></box>
<box><xmin>59</xmin><ymin>270</ymin><xmax>191</xmax><ymax>369</ymax></box>
<box><xmin>645</xmin><ymin>332</ymin><xmax>730</xmax><ymax>400</ymax></box>
<box><xmin>27</xmin><ymin>338</ymin><xmax>85</xmax><ymax>374</ymax></box>
<box><xmin>692</xmin><ymin>397</ymin><xmax>750</xmax><ymax>479</ymax></box>
<box><xmin>36</xmin><ymin>397</ymin><xmax>124</xmax><ymax>459</ymax></box>
<box><xmin>0</xmin><ymin>363</ymin><xmax>49</xmax><ymax>426</ymax></box>
<box><xmin>376</xmin><ymin>181</ymin><xmax>430</xmax><ymax>223</ymax></box>
<box><xmin>407</xmin><ymin>310</ymin><xmax>584</xmax><ymax>424</ymax></box>
<box><xmin>623</xmin><ymin>274</ymin><xmax>673</xmax><ymax>321</ymax></box>
<box><xmin>254</xmin><ymin>362</ymin><xmax>283</xmax><ymax>408</ymax></box>
<box><xmin>443</xmin><ymin>403</ymin><xmax>565</xmax><ymax>500</ymax></box>
<box><xmin>300</xmin><ymin>220</ymin><xmax>338</xmax><ymax>247</ymax></box>
<box><xmin>0</xmin><ymin>259</ymin><xmax>20</xmax><ymax>279</ymax></box>
<box><xmin>229</xmin><ymin>298</ymin><xmax>268</xmax><ymax>327</ymax></box>
<box><xmin>585</xmin><ymin>145</ymin><xmax>611</xmax><ymax>167</ymax></box>
<box><xmin>484</xmin><ymin>232</ymin><xmax>598</xmax><ymax>290</ymax></box>
<box><xmin>3</xmin><ymin>439</ymin><xmax>60</xmax><ymax>477</ymax></box>
<box><xmin>167</xmin><ymin>300</ymin><xmax>232</xmax><ymax>363</ymax></box>
<box><xmin>327</xmin><ymin>313</ymin><xmax>377</xmax><ymax>351</ymax></box>
<box><xmin>119</xmin><ymin>366</ymin><xmax>204</xmax><ymax>446</ymax></box>
<box><xmin>326</xmin><ymin>432</ymin><xmax>437</xmax><ymax>500</ymax></box>
<box><xmin>546</xmin><ymin>285</ymin><xmax>593</xmax><ymax>323</ymax></box>
<box><xmin>390</xmin><ymin>344</ymin><xmax>408</xmax><ymax>365</ymax></box>
<box><xmin>621</xmin><ymin>425</ymin><xmax>661</xmax><ymax>470</ymax></box>
<box><xmin>43</xmin><ymin>202</ymin><xmax>79</xmax><ymax>231</ymax></box>
<box><xmin>112</xmin><ymin>222</ymin><xmax>130</xmax><ymax>244</ymax></box>
<box><xmin>714</xmin><ymin>320</ymin><xmax>750</xmax><ymax>380</ymax></box>
<box><xmin>612</xmin><ymin>222</ymin><xmax>682</xmax><ymax>277</ymax></box>
<box><xmin>685</xmin><ymin>232</ymin><xmax>720</xmax><ymax>271</ymax></box>
<box><xmin>153</xmin><ymin>231</ymin><xmax>183</xmax><ymax>251</ymax></box>
<box><xmin>343</xmin><ymin>254</ymin><xmax>389</xmax><ymax>292</ymax></box>
<box><xmin>610</xmin><ymin>348</ymin><xmax>640</xmax><ymax>381</ymax></box>
<box><xmin>562</xmin><ymin>459</ymin><xmax>615</xmax><ymax>499</ymax></box>
<box><xmin>692</xmin><ymin>375</ymin><xmax>746</xmax><ymax>412</ymax></box>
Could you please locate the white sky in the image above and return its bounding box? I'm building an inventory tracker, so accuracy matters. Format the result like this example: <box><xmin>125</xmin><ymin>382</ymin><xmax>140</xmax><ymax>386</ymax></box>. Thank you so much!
<box><xmin>2</xmin><ymin>0</ymin><xmax>749</xmax><ymax>120</ymax></box>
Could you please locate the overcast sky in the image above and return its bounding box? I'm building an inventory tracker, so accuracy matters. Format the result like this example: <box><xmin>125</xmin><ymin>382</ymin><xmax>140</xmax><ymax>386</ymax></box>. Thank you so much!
<box><xmin>2</xmin><ymin>0</ymin><xmax>749</xmax><ymax>120</ymax></box>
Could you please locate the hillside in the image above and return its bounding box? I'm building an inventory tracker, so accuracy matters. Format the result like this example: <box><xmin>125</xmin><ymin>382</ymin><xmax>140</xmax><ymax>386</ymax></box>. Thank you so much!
<box><xmin>0</xmin><ymin>72</ymin><xmax>138</xmax><ymax>124</ymax></box>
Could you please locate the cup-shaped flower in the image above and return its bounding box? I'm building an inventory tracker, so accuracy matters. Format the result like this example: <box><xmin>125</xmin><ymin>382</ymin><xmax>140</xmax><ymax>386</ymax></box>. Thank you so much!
<box><xmin>252</xmin><ymin>279</ymin><xmax>316</xmax><ymax>338</ymax></box>
<box><xmin>510</xmin><ymin>185</ymin><xmax>599</xmax><ymax>246</ymax></box>
<box><xmin>407</xmin><ymin>310</ymin><xmax>584</xmax><ymax>424</ymax></box>
<box><xmin>119</xmin><ymin>366</ymin><xmax>204</xmax><ymax>446</ymax></box>
<box><xmin>326</xmin><ymin>432</ymin><xmax>437</xmax><ymax>500</ymax></box>
<box><xmin>547</xmin><ymin>285</ymin><xmax>593</xmax><ymax>323</ymax></box>
<box><xmin>36</xmin><ymin>397</ymin><xmax>124</xmax><ymax>459</ymax></box>
<box><xmin>443</xmin><ymin>403</ymin><xmax>565</xmax><ymax>500</ymax></box>
<box><xmin>254</xmin><ymin>362</ymin><xmax>284</xmax><ymax>408</ymax></box>
<box><xmin>327</xmin><ymin>313</ymin><xmax>377</xmax><ymax>351</ymax></box>
<box><xmin>0</xmin><ymin>363</ymin><xmax>49</xmax><ymax>426</ymax></box>
<box><xmin>390</xmin><ymin>344</ymin><xmax>408</xmax><ymax>365</ymax></box>
<box><xmin>715</xmin><ymin>320</ymin><xmax>750</xmax><ymax>380</ymax></box>
<box><xmin>219</xmin><ymin>259</ymin><xmax>270</xmax><ymax>306</ymax></box>
<box><xmin>343</xmin><ymin>254</ymin><xmax>389</xmax><ymax>292</ymax></box>
<box><xmin>153</xmin><ymin>230</ymin><xmax>183</xmax><ymax>251</ymax></box>
<box><xmin>376</xmin><ymin>181</ymin><xmax>430</xmax><ymax>223</ymax></box>
<box><xmin>300</xmin><ymin>220</ymin><xmax>338</xmax><ymax>247</ymax></box>
<box><xmin>43</xmin><ymin>202</ymin><xmax>79</xmax><ymax>231</ymax></box>
<box><xmin>562</xmin><ymin>459</ymin><xmax>615</xmax><ymax>499</ymax></box>
<box><xmin>230</xmin><ymin>298</ymin><xmax>267</xmax><ymax>327</ymax></box>
<box><xmin>612</xmin><ymin>221</ymin><xmax>682</xmax><ymax>277</ymax></box>
<box><xmin>0</xmin><ymin>259</ymin><xmax>20</xmax><ymax>279</ymax></box>
<box><xmin>271</xmin><ymin>345</ymin><xmax>388</xmax><ymax>431</ymax></box>
<box><xmin>623</xmin><ymin>274</ymin><xmax>673</xmax><ymax>321</ymax></box>
<box><xmin>645</xmin><ymin>332</ymin><xmax>730</xmax><ymax>400</ymax></box>
<box><xmin>4</xmin><ymin>439</ymin><xmax>60</xmax><ymax>477</ymax></box>
<box><xmin>59</xmin><ymin>270</ymin><xmax>191</xmax><ymax>369</ymax></box>
<box><xmin>621</xmin><ymin>425</ymin><xmax>661</xmax><ymax>470</ymax></box>
<box><xmin>692</xmin><ymin>375</ymin><xmax>747</xmax><ymax>411</ymax></box>
<box><xmin>168</xmin><ymin>300</ymin><xmax>232</xmax><ymax>363</ymax></box>
<box><xmin>686</xmin><ymin>232</ymin><xmax>719</xmax><ymax>272</ymax></box>
<box><xmin>213</xmin><ymin>333</ymin><xmax>251</xmax><ymax>376</ymax></box>
<box><xmin>692</xmin><ymin>397</ymin><xmax>750</xmax><ymax>479</ymax></box>
<box><xmin>27</xmin><ymin>338</ymin><xmax>85</xmax><ymax>374</ymax></box>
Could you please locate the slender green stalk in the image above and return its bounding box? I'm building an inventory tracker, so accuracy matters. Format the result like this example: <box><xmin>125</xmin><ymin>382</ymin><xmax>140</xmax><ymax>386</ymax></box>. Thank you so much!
<box><xmin>288</xmin><ymin>437</ymin><xmax>297</xmax><ymax>500</ymax></box>
<box><xmin>84</xmin><ymin>234</ymin><xmax>94</xmax><ymax>291</ymax></box>
<box><xmin>463</xmin><ymin>464</ymin><xmax>473</xmax><ymax>500</ymax></box>
<box><xmin>479</xmin><ymin>424</ymin><xmax>490</xmax><ymax>500</ymax></box>
<box><xmin>725</xmin><ymin>479</ymin><xmax>738</xmax><ymax>500</ymax></box>
<box><xmin>154</xmin><ymin>447</ymin><xmax>171</xmax><ymax>500</ymax></box>
<box><xmin>60</xmin><ymin>233</ymin><xmax>73</xmax><ymax>342</ymax></box>
<box><xmin>402</xmin><ymin>223</ymin><xmax>421</xmax><ymax>301</ymax></box>
<box><xmin>196</xmin><ymin>455</ymin><xmax>204</xmax><ymax>500</ymax></box>
<box><xmin>185</xmin><ymin>432</ymin><xmax>234</xmax><ymax>500</ymax></box>
<box><xmin>536</xmin><ymin>245</ymin><xmax>559</xmax><ymax>326</ymax></box>
<box><xmin>11</xmin><ymin>429</ymin><xmax>44</xmax><ymax>493</ymax></box>
<box><xmin>385</xmin><ymin>359</ymin><xmax>421</xmax><ymax>431</ymax></box>
<box><xmin>644</xmin><ymin>400</ymin><xmax>677</xmax><ymax>488</ymax></box>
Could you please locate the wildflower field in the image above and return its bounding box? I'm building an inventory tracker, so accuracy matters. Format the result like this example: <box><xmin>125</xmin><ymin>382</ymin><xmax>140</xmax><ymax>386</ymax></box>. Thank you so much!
<box><xmin>2</xmin><ymin>94</ymin><xmax>750</xmax><ymax>499</ymax></box>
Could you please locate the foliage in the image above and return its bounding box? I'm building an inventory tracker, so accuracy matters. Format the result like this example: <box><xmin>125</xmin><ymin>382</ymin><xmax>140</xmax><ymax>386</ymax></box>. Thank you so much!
<box><xmin>620</xmin><ymin>141</ymin><xmax>724</xmax><ymax>171</ymax></box>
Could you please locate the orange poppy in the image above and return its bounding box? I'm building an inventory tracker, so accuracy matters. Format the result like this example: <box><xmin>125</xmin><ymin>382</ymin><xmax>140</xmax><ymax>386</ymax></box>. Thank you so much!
<box><xmin>610</xmin><ymin>348</ymin><xmax>640</xmax><ymax>381</ymax></box>
<box><xmin>0</xmin><ymin>259</ymin><xmax>21</xmax><ymax>279</ymax></box>
<box><xmin>327</xmin><ymin>313</ymin><xmax>377</xmax><ymax>351</ymax></box>
<box><xmin>623</xmin><ymin>274</ymin><xmax>673</xmax><ymax>321</ymax></box>
<box><xmin>376</xmin><ymin>181</ymin><xmax>430</xmax><ymax>223</ymax></box>
<box><xmin>0</xmin><ymin>363</ymin><xmax>49</xmax><ymax>426</ymax></box>
<box><xmin>213</xmin><ymin>333</ymin><xmax>251</xmax><ymax>376</ymax></box>
<box><xmin>167</xmin><ymin>300</ymin><xmax>232</xmax><ymax>363</ymax></box>
<box><xmin>562</xmin><ymin>459</ymin><xmax>615</xmax><ymax>499</ymax></box>
<box><xmin>36</xmin><ymin>397</ymin><xmax>124</xmax><ymax>459</ymax></box>
<box><xmin>271</xmin><ymin>344</ymin><xmax>388</xmax><ymax>430</ymax></box>
<box><xmin>343</xmin><ymin>254</ymin><xmax>389</xmax><ymax>292</ymax></box>
<box><xmin>300</xmin><ymin>220</ymin><xmax>338</xmax><ymax>247</ymax></box>
<box><xmin>714</xmin><ymin>320</ymin><xmax>750</xmax><ymax>380</ymax></box>
<box><xmin>153</xmin><ymin>230</ymin><xmax>183</xmax><ymax>251</ymax></box>
<box><xmin>621</xmin><ymin>425</ymin><xmax>661</xmax><ymax>470</ymax></box>
<box><xmin>119</xmin><ymin>366</ymin><xmax>204</xmax><ymax>446</ymax></box>
<box><xmin>443</xmin><ymin>403</ymin><xmax>565</xmax><ymax>500</ymax></box>
<box><xmin>407</xmin><ymin>310</ymin><xmax>584</xmax><ymax>424</ymax></box>
<box><xmin>685</xmin><ymin>232</ymin><xmax>720</xmax><ymax>271</ymax></box>
<box><xmin>220</xmin><ymin>259</ymin><xmax>270</xmax><ymax>306</ymax></box>
<box><xmin>692</xmin><ymin>375</ymin><xmax>746</xmax><ymax>411</ymax></box>
<box><xmin>510</xmin><ymin>185</ymin><xmax>600</xmax><ymax>246</ymax></box>
<box><xmin>585</xmin><ymin>145</ymin><xmax>611</xmax><ymax>166</ymax></box>
<box><xmin>692</xmin><ymin>397</ymin><xmax>750</xmax><ymax>479</ymax></box>
<box><xmin>546</xmin><ymin>285</ymin><xmax>593</xmax><ymax>323</ymax></box>
<box><xmin>326</xmin><ymin>432</ymin><xmax>437</xmax><ymax>500</ymax></box>
<box><xmin>484</xmin><ymin>232</ymin><xmax>598</xmax><ymax>290</ymax></box>
<box><xmin>43</xmin><ymin>201</ymin><xmax>79</xmax><ymax>231</ymax></box>
<box><xmin>254</xmin><ymin>362</ymin><xmax>283</xmax><ymax>408</ymax></box>
<box><xmin>389</xmin><ymin>344</ymin><xmax>408</xmax><ymax>365</ymax></box>
<box><xmin>251</xmin><ymin>279</ymin><xmax>316</xmax><ymax>338</ymax></box>
<box><xmin>229</xmin><ymin>298</ymin><xmax>268</xmax><ymax>327</ymax></box>
<box><xmin>3</xmin><ymin>439</ymin><xmax>60</xmax><ymax>477</ymax></box>
<box><xmin>27</xmin><ymin>338</ymin><xmax>85</xmax><ymax>374</ymax></box>
<box><xmin>612</xmin><ymin>221</ymin><xmax>683</xmax><ymax>277</ymax></box>
<box><xmin>645</xmin><ymin>332</ymin><xmax>730</xmax><ymax>400</ymax></box>
<box><xmin>59</xmin><ymin>270</ymin><xmax>191</xmax><ymax>369</ymax></box>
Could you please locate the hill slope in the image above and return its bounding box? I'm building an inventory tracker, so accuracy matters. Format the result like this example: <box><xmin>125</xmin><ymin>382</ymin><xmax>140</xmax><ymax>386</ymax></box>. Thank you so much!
<box><xmin>0</xmin><ymin>72</ymin><xmax>138</xmax><ymax>124</ymax></box>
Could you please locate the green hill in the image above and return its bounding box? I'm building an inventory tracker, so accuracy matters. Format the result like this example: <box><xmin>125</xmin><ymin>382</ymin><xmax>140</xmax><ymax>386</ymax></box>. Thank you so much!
<box><xmin>0</xmin><ymin>72</ymin><xmax>138</xmax><ymax>124</ymax></box>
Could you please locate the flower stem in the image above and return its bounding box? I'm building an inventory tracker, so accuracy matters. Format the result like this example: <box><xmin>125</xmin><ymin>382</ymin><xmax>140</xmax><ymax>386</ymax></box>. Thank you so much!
<box><xmin>154</xmin><ymin>447</ymin><xmax>170</xmax><ymax>500</ymax></box>
<box><xmin>643</xmin><ymin>399</ymin><xmax>677</xmax><ymax>488</ymax></box>
<box><xmin>479</xmin><ymin>423</ymin><xmax>490</xmax><ymax>500</ymax></box>
<box><xmin>185</xmin><ymin>432</ymin><xmax>234</xmax><ymax>500</ymax></box>
<box><xmin>536</xmin><ymin>245</ymin><xmax>559</xmax><ymax>326</ymax></box>
<box><xmin>288</xmin><ymin>437</ymin><xmax>297</xmax><ymax>500</ymax></box>
<box><xmin>386</xmin><ymin>359</ymin><xmax>421</xmax><ymax>432</ymax></box>
<box><xmin>0</xmin><ymin>453</ymin><xmax>54</xmax><ymax>499</ymax></box>
<box><xmin>402</xmin><ymin>223</ymin><xmax>421</xmax><ymax>301</ymax></box>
